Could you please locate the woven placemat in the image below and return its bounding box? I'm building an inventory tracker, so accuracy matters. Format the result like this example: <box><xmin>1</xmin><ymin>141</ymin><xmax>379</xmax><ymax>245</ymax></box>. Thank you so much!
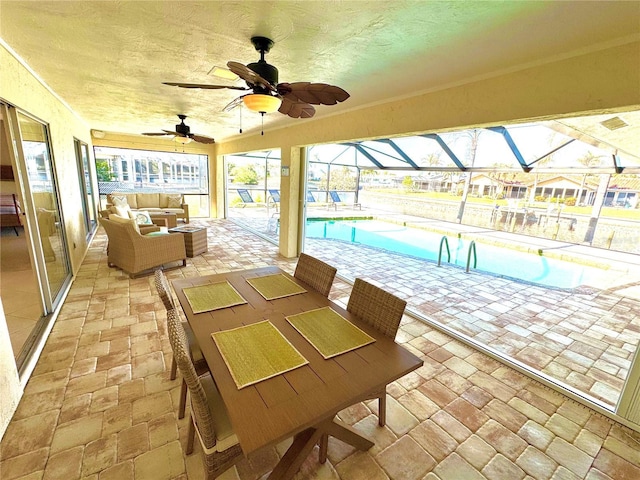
<box><xmin>287</xmin><ymin>307</ymin><xmax>376</xmax><ymax>359</ymax></box>
<box><xmin>183</xmin><ymin>281</ymin><xmax>247</xmax><ymax>314</ymax></box>
<box><xmin>212</xmin><ymin>321</ymin><xmax>308</xmax><ymax>389</ymax></box>
<box><xmin>246</xmin><ymin>273</ymin><xmax>307</xmax><ymax>300</ymax></box>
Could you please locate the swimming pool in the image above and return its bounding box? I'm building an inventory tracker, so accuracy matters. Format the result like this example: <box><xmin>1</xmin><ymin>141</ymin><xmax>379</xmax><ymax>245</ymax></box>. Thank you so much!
<box><xmin>305</xmin><ymin>219</ymin><xmax>600</xmax><ymax>288</ymax></box>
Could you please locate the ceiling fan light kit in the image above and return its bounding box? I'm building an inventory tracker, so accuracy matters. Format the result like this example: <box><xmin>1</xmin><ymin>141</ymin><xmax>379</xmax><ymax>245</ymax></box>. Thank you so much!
<box><xmin>243</xmin><ymin>93</ymin><xmax>282</xmax><ymax>114</ymax></box>
<box><xmin>163</xmin><ymin>36</ymin><xmax>349</xmax><ymax>126</ymax></box>
<box><xmin>173</xmin><ymin>135</ymin><xmax>192</xmax><ymax>144</ymax></box>
<box><xmin>142</xmin><ymin>114</ymin><xmax>215</xmax><ymax>144</ymax></box>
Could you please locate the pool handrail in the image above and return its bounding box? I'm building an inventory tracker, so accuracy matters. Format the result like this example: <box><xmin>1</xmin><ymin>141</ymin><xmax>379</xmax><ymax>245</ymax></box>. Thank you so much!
<box><xmin>438</xmin><ymin>236</ymin><xmax>451</xmax><ymax>266</ymax></box>
<box><xmin>466</xmin><ymin>240</ymin><xmax>477</xmax><ymax>273</ymax></box>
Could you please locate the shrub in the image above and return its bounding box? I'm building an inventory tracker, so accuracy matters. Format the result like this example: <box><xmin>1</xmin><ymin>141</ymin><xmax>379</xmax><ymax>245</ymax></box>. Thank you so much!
<box><xmin>564</xmin><ymin>197</ymin><xmax>577</xmax><ymax>206</ymax></box>
<box><xmin>534</xmin><ymin>195</ymin><xmax>547</xmax><ymax>202</ymax></box>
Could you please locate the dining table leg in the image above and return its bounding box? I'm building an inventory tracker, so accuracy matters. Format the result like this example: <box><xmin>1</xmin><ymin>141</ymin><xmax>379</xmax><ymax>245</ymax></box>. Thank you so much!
<box><xmin>267</xmin><ymin>417</ymin><xmax>374</xmax><ymax>480</ymax></box>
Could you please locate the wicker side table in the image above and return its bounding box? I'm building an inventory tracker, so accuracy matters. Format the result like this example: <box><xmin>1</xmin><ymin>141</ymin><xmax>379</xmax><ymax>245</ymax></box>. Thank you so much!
<box><xmin>169</xmin><ymin>226</ymin><xmax>207</xmax><ymax>257</ymax></box>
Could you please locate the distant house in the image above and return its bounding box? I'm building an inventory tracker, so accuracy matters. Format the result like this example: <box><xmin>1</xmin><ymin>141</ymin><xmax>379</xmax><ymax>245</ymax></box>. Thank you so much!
<box><xmin>607</xmin><ymin>176</ymin><xmax>640</xmax><ymax>207</ymax></box>
<box><xmin>463</xmin><ymin>173</ymin><xmax>639</xmax><ymax>207</ymax></box>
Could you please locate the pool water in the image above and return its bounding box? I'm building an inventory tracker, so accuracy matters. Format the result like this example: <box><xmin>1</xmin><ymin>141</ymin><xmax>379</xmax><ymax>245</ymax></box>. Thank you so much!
<box><xmin>305</xmin><ymin>219</ymin><xmax>600</xmax><ymax>289</ymax></box>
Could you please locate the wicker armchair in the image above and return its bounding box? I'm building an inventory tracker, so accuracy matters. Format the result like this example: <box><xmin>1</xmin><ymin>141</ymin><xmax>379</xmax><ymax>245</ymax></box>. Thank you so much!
<box><xmin>319</xmin><ymin>278</ymin><xmax>407</xmax><ymax>463</ymax></box>
<box><xmin>347</xmin><ymin>278</ymin><xmax>406</xmax><ymax>426</ymax></box>
<box><xmin>154</xmin><ymin>270</ymin><xmax>210</xmax><ymax>419</ymax></box>
<box><xmin>99</xmin><ymin>218</ymin><xmax>186</xmax><ymax>277</ymax></box>
<box><xmin>293</xmin><ymin>253</ymin><xmax>337</xmax><ymax>297</ymax></box>
<box><xmin>167</xmin><ymin>309</ymin><xmax>244</xmax><ymax>479</ymax></box>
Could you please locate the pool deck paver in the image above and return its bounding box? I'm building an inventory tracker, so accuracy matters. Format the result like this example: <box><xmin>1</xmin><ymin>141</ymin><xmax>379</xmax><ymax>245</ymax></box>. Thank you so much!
<box><xmin>233</xmin><ymin>209</ymin><xmax>640</xmax><ymax>408</ymax></box>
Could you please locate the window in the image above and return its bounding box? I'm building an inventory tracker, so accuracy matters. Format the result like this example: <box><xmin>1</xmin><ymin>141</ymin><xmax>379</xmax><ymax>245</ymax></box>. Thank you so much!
<box><xmin>94</xmin><ymin>147</ymin><xmax>210</xmax><ymax>217</ymax></box>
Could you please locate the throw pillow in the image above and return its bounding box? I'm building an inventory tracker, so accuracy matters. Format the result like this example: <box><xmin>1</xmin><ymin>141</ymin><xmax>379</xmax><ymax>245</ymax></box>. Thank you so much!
<box><xmin>109</xmin><ymin>213</ymin><xmax>140</xmax><ymax>234</ymax></box>
<box><xmin>128</xmin><ymin>210</ymin><xmax>153</xmax><ymax>225</ymax></box>
<box><xmin>167</xmin><ymin>194</ymin><xmax>182</xmax><ymax>208</ymax></box>
<box><xmin>110</xmin><ymin>195</ymin><xmax>128</xmax><ymax>207</ymax></box>
<box><xmin>114</xmin><ymin>205</ymin><xmax>131</xmax><ymax>218</ymax></box>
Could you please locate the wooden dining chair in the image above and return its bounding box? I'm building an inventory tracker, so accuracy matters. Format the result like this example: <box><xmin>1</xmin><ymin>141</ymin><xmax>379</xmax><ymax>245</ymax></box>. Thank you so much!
<box><xmin>294</xmin><ymin>253</ymin><xmax>338</xmax><ymax>298</ymax></box>
<box><xmin>167</xmin><ymin>308</ymin><xmax>244</xmax><ymax>479</ymax></box>
<box><xmin>154</xmin><ymin>269</ymin><xmax>210</xmax><ymax>419</ymax></box>
<box><xmin>347</xmin><ymin>278</ymin><xmax>407</xmax><ymax>425</ymax></box>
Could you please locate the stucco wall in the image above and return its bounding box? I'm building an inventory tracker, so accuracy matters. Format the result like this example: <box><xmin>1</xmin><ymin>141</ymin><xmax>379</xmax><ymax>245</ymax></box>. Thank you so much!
<box><xmin>0</xmin><ymin>42</ymin><xmax>95</xmax><ymax>438</ymax></box>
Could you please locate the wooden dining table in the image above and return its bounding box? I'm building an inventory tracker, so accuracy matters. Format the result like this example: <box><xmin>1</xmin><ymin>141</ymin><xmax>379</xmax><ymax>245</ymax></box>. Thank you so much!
<box><xmin>172</xmin><ymin>266</ymin><xmax>423</xmax><ymax>479</ymax></box>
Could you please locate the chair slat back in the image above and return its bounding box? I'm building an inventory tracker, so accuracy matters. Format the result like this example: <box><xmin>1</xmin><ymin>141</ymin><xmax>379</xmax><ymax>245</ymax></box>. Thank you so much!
<box><xmin>294</xmin><ymin>253</ymin><xmax>337</xmax><ymax>298</ymax></box>
<box><xmin>166</xmin><ymin>309</ymin><xmax>218</xmax><ymax>449</ymax></box>
<box><xmin>347</xmin><ymin>278</ymin><xmax>406</xmax><ymax>339</ymax></box>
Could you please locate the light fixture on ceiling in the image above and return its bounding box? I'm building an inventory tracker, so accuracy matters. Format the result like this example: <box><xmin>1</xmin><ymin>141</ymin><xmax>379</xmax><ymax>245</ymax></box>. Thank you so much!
<box><xmin>91</xmin><ymin>129</ymin><xmax>106</xmax><ymax>138</ymax></box>
<box><xmin>173</xmin><ymin>135</ymin><xmax>192</xmax><ymax>144</ymax></box>
<box><xmin>242</xmin><ymin>94</ymin><xmax>282</xmax><ymax>114</ymax></box>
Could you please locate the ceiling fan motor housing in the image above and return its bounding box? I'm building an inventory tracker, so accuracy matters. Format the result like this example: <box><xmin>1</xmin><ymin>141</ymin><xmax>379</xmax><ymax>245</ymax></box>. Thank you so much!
<box><xmin>247</xmin><ymin>61</ymin><xmax>278</xmax><ymax>91</ymax></box>
<box><xmin>176</xmin><ymin>115</ymin><xmax>191</xmax><ymax>135</ymax></box>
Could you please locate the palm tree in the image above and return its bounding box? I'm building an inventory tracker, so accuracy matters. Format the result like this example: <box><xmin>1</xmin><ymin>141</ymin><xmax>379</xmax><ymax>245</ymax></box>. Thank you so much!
<box><xmin>531</xmin><ymin>131</ymin><xmax>562</xmax><ymax>203</ymax></box>
<box><xmin>576</xmin><ymin>151</ymin><xmax>605</xmax><ymax>205</ymax></box>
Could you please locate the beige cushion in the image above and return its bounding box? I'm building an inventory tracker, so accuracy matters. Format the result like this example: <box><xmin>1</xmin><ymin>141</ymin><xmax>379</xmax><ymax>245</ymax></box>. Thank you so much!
<box><xmin>198</xmin><ymin>375</ymin><xmax>239</xmax><ymax>452</ymax></box>
<box><xmin>108</xmin><ymin>213</ymin><xmax>140</xmax><ymax>234</ymax></box>
<box><xmin>125</xmin><ymin>194</ymin><xmax>137</xmax><ymax>209</ymax></box>
<box><xmin>167</xmin><ymin>194</ymin><xmax>182</xmax><ymax>208</ymax></box>
<box><xmin>110</xmin><ymin>195</ymin><xmax>128</xmax><ymax>207</ymax></box>
<box><xmin>159</xmin><ymin>193</ymin><xmax>182</xmax><ymax>209</ymax></box>
<box><xmin>114</xmin><ymin>205</ymin><xmax>131</xmax><ymax>218</ymax></box>
<box><xmin>136</xmin><ymin>193</ymin><xmax>159</xmax><ymax>209</ymax></box>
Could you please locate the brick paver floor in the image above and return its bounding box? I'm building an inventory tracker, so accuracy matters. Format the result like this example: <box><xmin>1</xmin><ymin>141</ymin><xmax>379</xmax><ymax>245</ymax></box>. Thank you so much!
<box><xmin>1</xmin><ymin>219</ymin><xmax>639</xmax><ymax>479</ymax></box>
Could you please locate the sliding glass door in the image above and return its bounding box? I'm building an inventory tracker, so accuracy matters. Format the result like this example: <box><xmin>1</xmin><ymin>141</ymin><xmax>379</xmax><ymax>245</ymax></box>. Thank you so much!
<box><xmin>2</xmin><ymin>103</ymin><xmax>71</xmax><ymax>370</ymax></box>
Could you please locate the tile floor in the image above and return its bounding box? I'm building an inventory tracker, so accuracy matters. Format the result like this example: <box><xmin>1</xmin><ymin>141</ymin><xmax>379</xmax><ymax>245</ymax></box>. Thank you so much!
<box><xmin>1</xmin><ymin>219</ymin><xmax>640</xmax><ymax>480</ymax></box>
<box><xmin>0</xmin><ymin>228</ymin><xmax>42</xmax><ymax>357</ymax></box>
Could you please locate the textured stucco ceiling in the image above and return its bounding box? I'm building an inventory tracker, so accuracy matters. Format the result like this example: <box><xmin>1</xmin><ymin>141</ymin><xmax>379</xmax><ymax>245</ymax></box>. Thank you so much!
<box><xmin>1</xmin><ymin>1</ymin><xmax>639</xmax><ymax>144</ymax></box>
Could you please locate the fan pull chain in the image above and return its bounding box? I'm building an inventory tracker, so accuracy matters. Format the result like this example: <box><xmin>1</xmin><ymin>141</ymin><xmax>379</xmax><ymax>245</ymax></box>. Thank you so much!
<box><xmin>261</xmin><ymin>112</ymin><xmax>265</xmax><ymax>136</ymax></box>
<box><xmin>239</xmin><ymin>106</ymin><xmax>243</xmax><ymax>134</ymax></box>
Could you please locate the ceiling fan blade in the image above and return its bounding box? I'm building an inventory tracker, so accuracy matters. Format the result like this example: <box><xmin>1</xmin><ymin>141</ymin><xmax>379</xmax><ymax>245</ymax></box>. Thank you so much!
<box><xmin>163</xmin><ymin>82</ymin><xmax>248</xmax><ymax>91</ymax></box>
<box><xmin>227</xmin><ymin>61</ymin><xmax>275</xmax><ymax>91</ymax></box>
<box><xmin>278</xmin><ymin>97</ymin><xmax>315</xmax><ymax>119</ymax></box>
<box><xmin>277</xmin><ymin>82</ymin><xmax>350</xmax><ymax>105</ymax></box>
<box><xmin>142</xmin><ymin>132</ymin><xmax>171</xmax><ymax>136</ymax></box>
<box><xmin>162</xmin><ymin>129</ymin><xmax>182</xmax><ymax>136</ymax></box>
<box><xmin>189</xmin><ymin>134</ymin><xmax>215</xmax><ymax>144</ymax></box>
<box><xmin>222</xmin><ymin>95</ymin><xmax>245</xmax><ymax>112</ymax></box>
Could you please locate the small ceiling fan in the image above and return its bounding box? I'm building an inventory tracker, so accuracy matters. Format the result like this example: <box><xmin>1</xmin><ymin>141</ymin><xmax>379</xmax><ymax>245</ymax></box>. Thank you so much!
<box><xmin>163</xmin><ymin>36</ymin><xmax>350</xmax><ymax>119</ymax></box>
<box><xmin>142</xmin><ymin>115</ymin><xmax>215</xmax><ymax>144</ymax></box>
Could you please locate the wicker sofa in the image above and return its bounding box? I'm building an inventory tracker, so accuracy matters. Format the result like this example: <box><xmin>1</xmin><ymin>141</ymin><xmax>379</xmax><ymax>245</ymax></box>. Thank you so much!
<box><xmin>99</xmin><ymin>217</ymin><xmax>186</xmax><ymax>277</ymax></box>
<box><xmin>106</xmin><ymin>192</ymin><xmax>189</xmax><ymax>223</ymax></box>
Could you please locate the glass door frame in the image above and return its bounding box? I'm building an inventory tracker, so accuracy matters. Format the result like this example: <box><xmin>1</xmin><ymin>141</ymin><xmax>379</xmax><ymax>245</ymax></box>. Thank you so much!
<box><xmin>2</xmin><ymin>102</ymin><xmax>72</xmax><ymax>374</ymax></box>
<box><xmin>74</xmin><ymin>138</ymin><xmax>98</xmax><ymax>239</ymax></box>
